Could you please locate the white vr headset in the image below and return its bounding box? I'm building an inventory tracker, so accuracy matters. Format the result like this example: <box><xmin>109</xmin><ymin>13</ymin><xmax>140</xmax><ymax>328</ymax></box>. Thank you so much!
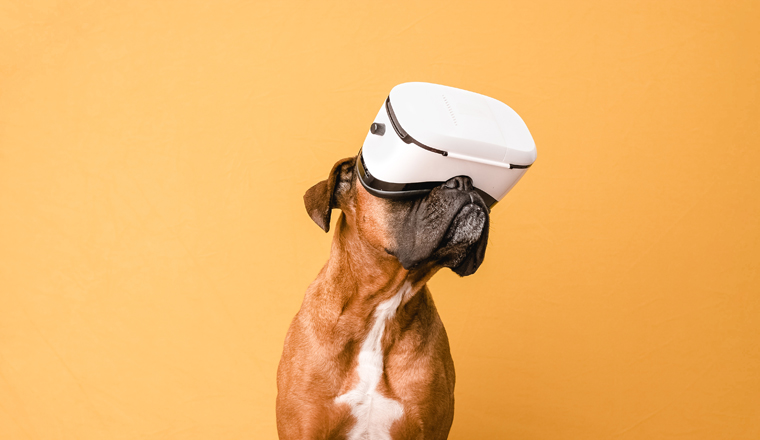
<box><xmin>357</xmin><ymin>82</ymin><xmax>537</xmax><ymax>208</ymax></box>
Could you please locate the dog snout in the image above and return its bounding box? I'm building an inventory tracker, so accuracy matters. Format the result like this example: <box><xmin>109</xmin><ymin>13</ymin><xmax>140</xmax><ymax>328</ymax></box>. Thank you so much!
<box><xmin>443</xmin><ymin>176</ymin><xmax>473</xmax><ymax>192</ymax></box>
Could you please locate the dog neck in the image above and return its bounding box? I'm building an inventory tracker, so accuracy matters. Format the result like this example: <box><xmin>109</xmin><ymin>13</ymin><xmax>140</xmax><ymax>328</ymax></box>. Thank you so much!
<box><xmin>307</xmin><ymin>213</ymin><xmax>437</xmax><ymax>339</ymax></box>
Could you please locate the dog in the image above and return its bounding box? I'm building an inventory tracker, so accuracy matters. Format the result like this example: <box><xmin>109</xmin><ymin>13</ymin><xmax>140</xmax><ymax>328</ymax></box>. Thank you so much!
<box><xmin>276</xmin><ymin>155</ymin><xmax>490</xmax><ymax>440</ymax></box>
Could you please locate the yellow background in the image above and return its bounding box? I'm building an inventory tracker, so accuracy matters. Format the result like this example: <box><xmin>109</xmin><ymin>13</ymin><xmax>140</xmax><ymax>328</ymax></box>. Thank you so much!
<box><xmin>1</xmin><ymin>1</ymin><xmax>758</xmax><ymax>439</ymax></box>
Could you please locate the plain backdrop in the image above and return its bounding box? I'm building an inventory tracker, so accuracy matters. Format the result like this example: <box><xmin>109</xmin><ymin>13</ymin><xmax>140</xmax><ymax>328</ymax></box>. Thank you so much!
<box><xmin>1</xmin><ymin>1</ymin><xmax>758</xmax><ymax>439</ymax></box>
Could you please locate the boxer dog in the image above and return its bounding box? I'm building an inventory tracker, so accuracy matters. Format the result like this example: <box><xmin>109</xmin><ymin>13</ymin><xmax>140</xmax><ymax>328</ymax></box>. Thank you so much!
<box><xmin>277</xmin><ymin>155</ymin><xmax>489</xmax><ymax>440</ymax></box>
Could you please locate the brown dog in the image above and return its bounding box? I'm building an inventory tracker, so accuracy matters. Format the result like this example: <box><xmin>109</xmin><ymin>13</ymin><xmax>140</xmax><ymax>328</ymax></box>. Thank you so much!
<box><xmin>276</xmin><ymin>155</ymin><xmax>489</xmax><ymax>440</ymax></box>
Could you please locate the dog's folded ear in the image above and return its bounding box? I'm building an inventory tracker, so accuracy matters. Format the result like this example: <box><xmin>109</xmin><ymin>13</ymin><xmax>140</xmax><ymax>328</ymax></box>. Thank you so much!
<box><xmin>303</xmin><ymin>156</ymin><xmax>356</xmax><ymax>232</ymax></box>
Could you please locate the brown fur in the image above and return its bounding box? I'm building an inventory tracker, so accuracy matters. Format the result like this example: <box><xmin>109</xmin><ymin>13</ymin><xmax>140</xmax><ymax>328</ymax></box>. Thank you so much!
<box><xmin>277</xmin><ymin>157</ymin><xmax>458</xmax><ymax>440</ymax></box>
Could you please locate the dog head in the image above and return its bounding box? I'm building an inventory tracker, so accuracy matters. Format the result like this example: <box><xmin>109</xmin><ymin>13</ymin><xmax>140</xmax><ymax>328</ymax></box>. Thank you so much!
<box><xmin>304</xmin><ymin>156</ymin><xmax>490</xmax><ymax>276</ymax></box>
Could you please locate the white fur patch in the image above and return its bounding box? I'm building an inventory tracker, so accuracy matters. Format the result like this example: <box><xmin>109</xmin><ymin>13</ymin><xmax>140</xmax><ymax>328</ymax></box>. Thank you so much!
<box><xmin>335</xmin><ymin>282</ymin><xmax>412</xmax><ymax>440</ymax></box>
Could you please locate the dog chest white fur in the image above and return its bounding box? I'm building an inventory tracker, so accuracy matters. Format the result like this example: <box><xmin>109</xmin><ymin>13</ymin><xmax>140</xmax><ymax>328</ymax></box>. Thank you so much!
<box><xmin>334</xmin><ymin>282</ymin><xmax>413</xmax><ymax>440</ymax></box>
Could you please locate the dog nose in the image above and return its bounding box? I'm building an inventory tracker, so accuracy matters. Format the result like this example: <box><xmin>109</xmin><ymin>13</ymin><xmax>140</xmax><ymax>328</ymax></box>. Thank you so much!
<box><xmin>444</xmin><ymin>176</ymin><xmax>473</xmax><ymax>191</ymax></box>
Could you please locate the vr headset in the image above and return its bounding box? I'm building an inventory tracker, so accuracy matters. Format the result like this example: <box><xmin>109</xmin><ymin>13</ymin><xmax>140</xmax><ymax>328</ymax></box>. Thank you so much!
<box><xmin>357</xmin><ymin>82</ymin><xmax>537</xmax><ymax>208</ymax></box>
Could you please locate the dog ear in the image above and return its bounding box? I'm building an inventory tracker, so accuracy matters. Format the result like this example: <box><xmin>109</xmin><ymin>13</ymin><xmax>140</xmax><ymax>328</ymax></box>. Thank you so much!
<box><xmin>303</xmin><ymin>156</ymin><xmax>356</xmax><ymax>232</ymax></box>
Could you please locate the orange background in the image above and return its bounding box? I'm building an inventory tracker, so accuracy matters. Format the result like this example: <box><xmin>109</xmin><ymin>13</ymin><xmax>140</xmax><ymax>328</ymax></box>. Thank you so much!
<box><xmin>1</xmin><ymin>1</ymin><xmax>758</xmax><ymax>439</ymax></box>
